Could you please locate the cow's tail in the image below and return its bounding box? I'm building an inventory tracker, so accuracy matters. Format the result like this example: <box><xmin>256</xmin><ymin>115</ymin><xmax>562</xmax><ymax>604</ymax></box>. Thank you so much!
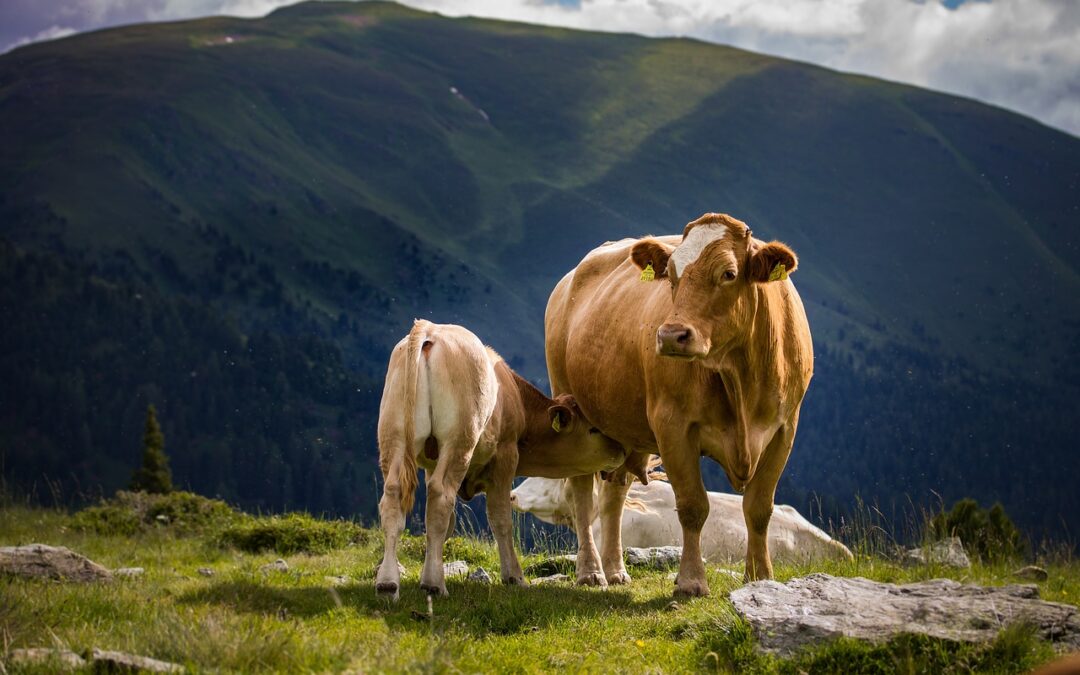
<box><xmin>398</xmin><ymin>320</ymin><xmax>427</xmax><ymax>515</ymax></box>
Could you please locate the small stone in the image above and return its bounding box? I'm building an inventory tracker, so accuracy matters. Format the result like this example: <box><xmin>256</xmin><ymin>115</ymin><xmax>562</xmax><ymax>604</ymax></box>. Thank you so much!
<box><xmin>443</xmin><ymin>560</ymin><xmax>469</xmax><ymax>578</ymax></box>
<box><xmin>91</xmin><ymin>648</ymin><xmax>183</xmax><ymax>673</ymax></box>
<box><xmin>531</xmin><ymin>573</ymin><xmax>570</xmax><ymax>585</ymax></box>
<box><xmin>625</xmin><ymin>546</ymin><xmax>683</xmax><ymax>569</ymax></box>
<box><xmin>8</xmin><ymin>648</ymin><xmax>86</xmax><ymax>668</ymax></box>
<box><xmin>325</xmin><ymin>575</ymin><xmax>349</xmax><ymax>586</ymax></box>
<box><xmin>197</xmin><ymin>567</ymin><xmax>215</xmax><ymax>577</ymax></box>
<box><xmin>525</xmin><ymin>554</ymin><xmax>577</xmax><ymax>576</ymax></box>
<box><xmin>665</xmin><ymin>600</ymin><xmax>681</xmax><ymax>612</ymax></box>
<box><xmin>155</xmin><ymin>514</ymin><xmax>170</xmax><ymax>524</ymax></box>
<box><xmin>374</xmin><ymin>561</ymin><xmax>407</xmax><ymax>578</ymax></box>
<box><xmin>903</xmin><ymin>537</ymin><xmax>971</xmax><ymax>569</ymax></box>
<box><xmin>1013</xmin><ymin>565</ymin><xmax>1049</xmax><ymax>582</ymax></box>
<box><xmin>468</xmin><ymin>567</ymin><xmax>493</xmax><ymax>584</ymax></box>
<box><xmin>666</xmin><ymin>571</ymin><xmax>679</xmax><ymax>583</ymax></box>
<box><xmin>115</xmin><ymin>567</ymin><xmax>144</xmax><ymax>578</ymax></box>
<box><xmin>717</xmin><ymin>568</ymin><xmax>742</xmax><ymax>581</ymax></box>
<box><xmin>260</xmin><ymin>559</ymin><xmax>288</xmax><ymax>573</ymax></box>
<box><xmin>0</xmin><ymin>544</ymin><xmax>112</xmax><ymax>582</ymax></box>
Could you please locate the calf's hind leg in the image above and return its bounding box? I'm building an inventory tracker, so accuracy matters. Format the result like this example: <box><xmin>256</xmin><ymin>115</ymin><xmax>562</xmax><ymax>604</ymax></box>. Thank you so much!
<box><xmin>376</xmin><ymin>456</ymin><xmax>410</xmax><ymax>600</ymax></box>
<box><xmin>420</xmin><ymin>435</ymin><xmax>474</xmax><ymax>596</ymax></box>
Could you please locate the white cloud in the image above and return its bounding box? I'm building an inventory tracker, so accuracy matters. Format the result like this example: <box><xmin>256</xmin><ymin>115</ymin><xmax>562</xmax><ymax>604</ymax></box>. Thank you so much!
<box><xmin>3</xmin><ymin>0</ymin><xmax>1077</xmax><ymax>136</ymax></box>
<box><xmin>6</xmin><ymin>24</ymin><xmax>78</xmax><ymax>51</ymax></box>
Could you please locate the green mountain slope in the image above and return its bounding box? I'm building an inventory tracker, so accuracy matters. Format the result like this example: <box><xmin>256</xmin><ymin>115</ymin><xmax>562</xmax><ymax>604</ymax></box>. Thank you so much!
<box><xmin>1</xmin><ymin>1</ymin><xmax>1077</xmax><ymax>539</ymax></box>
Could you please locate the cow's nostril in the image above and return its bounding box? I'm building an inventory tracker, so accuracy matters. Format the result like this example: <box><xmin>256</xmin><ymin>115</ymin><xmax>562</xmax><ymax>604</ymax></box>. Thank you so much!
<box><xmin>675</xmin><ymin>330</ymin><xmax>690</xmax><ymax>344</ymax></box>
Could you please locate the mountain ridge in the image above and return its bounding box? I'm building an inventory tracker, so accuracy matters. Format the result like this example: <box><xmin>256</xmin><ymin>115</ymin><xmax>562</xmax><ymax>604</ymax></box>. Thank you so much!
<box><xmin>1</xmin><ymin>0</ymin><xmax>1077</xmax><ymax>540</ymax></box>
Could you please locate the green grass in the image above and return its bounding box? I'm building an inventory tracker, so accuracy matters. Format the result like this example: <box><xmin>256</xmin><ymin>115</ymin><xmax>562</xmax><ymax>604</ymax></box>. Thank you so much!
<box><xmin>1</xmin><ymin>504</ymin><xmax>1075</xmax><ymax>673</ymax></box>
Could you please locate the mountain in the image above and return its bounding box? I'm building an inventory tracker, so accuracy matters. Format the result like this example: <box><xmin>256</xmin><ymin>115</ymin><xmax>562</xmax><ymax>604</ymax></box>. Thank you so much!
<box><xmin>1</xmin><ymin>1</ymin><xmax>1078</xmax><ymax>541</ymax></box>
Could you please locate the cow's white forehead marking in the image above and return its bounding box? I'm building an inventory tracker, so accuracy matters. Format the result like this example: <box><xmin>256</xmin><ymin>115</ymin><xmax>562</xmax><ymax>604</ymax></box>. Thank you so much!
<box><xmin>671</xmin><ymin>224</ymin><xmax>730</xmax><ymax>277</ymax></box>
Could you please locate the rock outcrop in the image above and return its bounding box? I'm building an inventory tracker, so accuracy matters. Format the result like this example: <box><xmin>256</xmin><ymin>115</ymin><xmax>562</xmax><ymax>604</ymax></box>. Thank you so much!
<box><xmin>0</xmin><ymin>544</ymin><xmax>112</xmax><ymax>582</ymax></box>
<box><xmin>730</xmin><ymin>574</ymin><xmax>1080</xmax><ymax>656</ymax></box>
<box><xmin>903</xmin><ymin>537</ymin><xmax>971</xmax><ymax>568</ymax></box>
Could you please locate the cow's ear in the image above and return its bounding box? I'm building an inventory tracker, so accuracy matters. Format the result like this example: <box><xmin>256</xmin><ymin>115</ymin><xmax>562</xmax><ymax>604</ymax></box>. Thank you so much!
<box><xmin>547</xmin><ymin>394</ymin><xmax>577</xmax><ymax>434</ymax></box>
<box><xmin>748</xmin><ymin>241</ymin><xmax>798</xmax><ymax>283</ymax></box>
<box><xmin>630</xmin><ymin>238</ymin><xmax>674</xmax><ymax>279</ymax></box>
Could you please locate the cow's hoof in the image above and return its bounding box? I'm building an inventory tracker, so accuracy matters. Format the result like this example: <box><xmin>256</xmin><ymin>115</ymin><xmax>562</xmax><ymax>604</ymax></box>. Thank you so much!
<box><xmin>503</xmin><ymin>575</ymin><xmax>528</xmax><ymax>587</ymax></box>
<box><xmin>375</xmin><ymin>582</ymin><xmax>400</xmax><ymax>600</ymax></box>
<box><xmin>421</xmin><ymin>583</ymin><xmax>449</xmax><ymax>597</ymax></box>
<box><xmin>576</xmin><ymin>572</ymin><xmax>608</xmax><ymax>587</ymax></box>
<box><xmin>607</xmin><ymin>570</ymin><xmax>632</xmax><ymax>586</ymax></box>
<box><xmin>674</xmin><ymin>579</ymin><xmax>710</xmax><ymax>598</ymax></box>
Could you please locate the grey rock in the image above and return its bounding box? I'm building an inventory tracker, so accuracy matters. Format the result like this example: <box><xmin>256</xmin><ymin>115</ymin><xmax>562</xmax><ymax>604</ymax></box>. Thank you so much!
<box><xmin>0</xmin><ymin>544</ymin><xmax>112</xmax><ymax>582</ymax></box>
<box><xmin>730</xmin><ymin>573</ymin><xmax>1080</xmax><ymax>656</ymax></box>
<box><xmin>626</xmin><ymin>546</ymin><xmax>683</xmax><ymax>569</ymax></box>
<box><xmin>114</xmin><ymin>567</ymin><xmax>144</xmax><ymax>578</ymax></box>
<box><xmin>525</xmin><ymin>554</ymin><xmax>577</xmax><ymax>576</ymax></box>
<box><xmin>8</xmin><ymin>648</ymin><xmax>86</xmax><ymax>668</ymax></box>
<box><xmin>531</xmin><ymin>573</ymin><xmax>570</xmax><ymax>585</ymax></box>
<box><xmin>443</xmin><ymin>560</ymin><xmax>469</xmax><ymax>578</ymax></box>
<box><xmin>197</xmin><ymin>567</ymin><xmax>215</xmax><ymax>577</ymax></box>
<box><xmin>468</xmin><ymin>567</ymin><xmax>492</xmax><ymax>584</ymax></box>
<box><xmin>717</xmin><ymin>568</ymin><xmax>742</xmax><ymax>581</ymax></box>
<box><xmin>325</xmin><ymin>575</ymin><xmax>350</xmax><ymax>586</ymax></box>
<box><xmin>91</xmin><ymin>648</ymin><xmax>183</xmax><ymax>673</ymax></box>
<box><xmin>260</xmin><ymin>559</ymin><xmax>289</xmax><ymax>573</ymax></box>
<box><xmin>1014</xmin><ymin>565</ymin><xmax>1049</xmax><ymax>582</ymax></box>
<box><xmin>903</xmin><ymin>537</ymin><xmax>971</xmax><ymax>568</ymax></box>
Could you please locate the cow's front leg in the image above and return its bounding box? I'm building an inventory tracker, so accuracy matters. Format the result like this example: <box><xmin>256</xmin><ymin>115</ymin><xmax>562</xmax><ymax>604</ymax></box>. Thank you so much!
<box><xmin>485</xmin><ymin>446</ymin><xmax>527</xmax><ymax>586</ymax></box>
<box><xmin>568</xmin><ymin>473</ymin><xmax>606</xmax><ymax>587</ymax></box>
<box><xmin>743</xmin><ymin>423</ymin><xmax>795</xmax><ymax>581</ymax></box>
<box><xmin>420</xmin><ymin>443</ymin><xmax>472</xmax><ymax>597</ymax></box>
<box><xmin>598</xmin><ymin>474</ymin><xmax>633</xmax><ymax>585</ymax></box>
<box><xmin>660</xmin><ymin>436</ymin><xmax>710</xmax><ymax>597</ymax></box>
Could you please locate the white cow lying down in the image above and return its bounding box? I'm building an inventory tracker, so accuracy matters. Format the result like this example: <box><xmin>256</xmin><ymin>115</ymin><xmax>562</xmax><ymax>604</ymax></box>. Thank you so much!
<box><xmin>511</xmin><ymin>477</ymin><xmax>853</xmax><ymax>564</ymax></box>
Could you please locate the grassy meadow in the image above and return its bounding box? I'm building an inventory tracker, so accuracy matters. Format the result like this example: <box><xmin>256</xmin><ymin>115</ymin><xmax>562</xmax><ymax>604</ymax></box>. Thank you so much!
<box><xmin>1</xmin><ymin>495</ymin><xmax>1077</xmax><ymax>673</ymax></box>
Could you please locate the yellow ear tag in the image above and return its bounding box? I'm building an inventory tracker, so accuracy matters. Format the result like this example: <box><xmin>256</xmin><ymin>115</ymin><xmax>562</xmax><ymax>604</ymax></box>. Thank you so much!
<box><xmin>640</xmin><ymin>263</ymin><xmax>655</xmax><ymax>282</ymax></box>
<box><xmin>768</xmin><ymin>263</ymin><xmax>788</xmax><ymax>282</ymax></box>
<box><xmin>551</xmin><ymin>415</ymin><xmax>562</xmax><ymax>433</ymax></box>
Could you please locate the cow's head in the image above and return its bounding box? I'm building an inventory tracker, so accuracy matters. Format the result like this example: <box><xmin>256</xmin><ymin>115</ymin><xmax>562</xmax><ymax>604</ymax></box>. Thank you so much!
<box><xmin>510</xmin><ymin>477</ymin><xmax>575</xmax><ymax>526</ymax></box>
<box><xmin>630</xmin><ymin>212</ymin><xmax>798</xmax><ymax>360</ymax></box>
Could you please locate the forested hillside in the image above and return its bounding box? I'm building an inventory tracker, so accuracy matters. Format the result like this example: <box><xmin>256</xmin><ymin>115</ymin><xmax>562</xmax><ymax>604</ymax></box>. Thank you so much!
<box><xmin>1</xmin><ymin>1</ymin><xmax>1077</xmax><ymax>542</ymax></box>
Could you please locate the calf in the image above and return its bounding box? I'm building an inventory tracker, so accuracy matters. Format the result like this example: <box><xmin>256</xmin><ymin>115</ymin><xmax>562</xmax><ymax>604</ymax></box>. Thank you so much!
<box><xmin>376</xmin><ymin>320</ymin><xmax>625</xmax><ymax>598</ymax></box>
<box><xmin>511</xmin><ymin>476</ymin><xmax>853</xmax><ymax>564</ymax></box>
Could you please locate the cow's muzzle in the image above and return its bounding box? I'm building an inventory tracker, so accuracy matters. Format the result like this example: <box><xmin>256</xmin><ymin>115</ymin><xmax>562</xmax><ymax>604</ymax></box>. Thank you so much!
<box><xmin>656</xmin><ymin>323</ymin><xmax>708</xmax><ymax>358</ymax></box>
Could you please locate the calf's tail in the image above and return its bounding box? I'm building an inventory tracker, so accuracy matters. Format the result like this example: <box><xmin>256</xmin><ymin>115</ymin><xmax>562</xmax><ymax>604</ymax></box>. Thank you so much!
<box><xmin>398</xmin><ymin>320</ymin><xmax>426</xmax><ymax>514</ymax></box>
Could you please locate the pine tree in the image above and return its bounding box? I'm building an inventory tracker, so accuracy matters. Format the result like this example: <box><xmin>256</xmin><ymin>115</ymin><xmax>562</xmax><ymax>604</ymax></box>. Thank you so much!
<box><xmin>130</xmin><ymin>404</ymin><xmax>173</xmax><ymax>494</ymax></box>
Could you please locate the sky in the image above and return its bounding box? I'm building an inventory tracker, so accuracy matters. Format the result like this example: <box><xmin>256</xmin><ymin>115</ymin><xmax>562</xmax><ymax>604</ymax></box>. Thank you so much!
<box><xmin>2</xmin><ymin>0</ymin><xmax>1078</xmax><ymax>137</ymax></box>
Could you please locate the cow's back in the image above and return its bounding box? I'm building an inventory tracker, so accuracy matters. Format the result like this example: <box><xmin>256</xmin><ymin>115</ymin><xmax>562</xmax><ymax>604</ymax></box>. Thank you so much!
<box><xmin>545</xmin><ymin>237</ymin><xmax>680</xmax><ymax>450</ymax></box>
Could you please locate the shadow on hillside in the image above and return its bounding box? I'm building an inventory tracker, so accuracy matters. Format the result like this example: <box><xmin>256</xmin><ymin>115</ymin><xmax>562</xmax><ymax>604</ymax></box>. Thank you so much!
<box><xmin>179</xmin><ymin>578</ymin><xmax>676</xmax><ymax>636</ymax></box>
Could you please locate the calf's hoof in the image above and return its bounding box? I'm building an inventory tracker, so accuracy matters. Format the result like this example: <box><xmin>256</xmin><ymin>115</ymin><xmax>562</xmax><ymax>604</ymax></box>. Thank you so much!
<box><xmin>674</xmin><ymin>579</ymin><xmax>710</xmax><ymax>598</ymax></box>
<box><xmin>421</xmin><ymin>583</ymin><xmax>449</xmax><ymax>597</ymax></box>
<box><xmin>375</xmin><ymin>582</ymin><xmax>400</xmax><ymax>600</ymax></box>
<box><xmin>606</xmin><ymin>570</ymin><xmax>632</xmax><ymax>586</ymax></box>
<box><xmin>576</xmin><ymin>572</ymin><xmax>608</xmax><ymax>587</ymax></box>
<box><xmin>503</xmin><ymin>575</ymin><xmax>528</xmax><ymax>587</ymax></box>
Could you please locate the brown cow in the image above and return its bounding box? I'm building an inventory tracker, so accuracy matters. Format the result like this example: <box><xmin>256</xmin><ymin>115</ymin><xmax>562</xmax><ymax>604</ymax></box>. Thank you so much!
<box><xmin>545</xmin><ymin>213</ymin><xmax>813</xmax><ymax>596</ymax></box>
<box><xmin>376</xmin><ymin>319</ymin><xmax>625</xmax><ymax>598</ymax></box>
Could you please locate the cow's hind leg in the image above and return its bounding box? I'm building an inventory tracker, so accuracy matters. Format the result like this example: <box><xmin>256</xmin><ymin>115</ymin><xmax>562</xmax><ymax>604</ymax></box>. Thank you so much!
<box><xmin>598</xmin><ymin>475</ymin><xmax>633</xmax><ymax>585</ymax></box>
<box><xmin>569</xmin><ymin>474</ymin><xmax>607</xmax><ymax>587</ymax></box>
<box><xmin>486</xmin><ymin>445</ymin><xmax>527</xmax><ymax>585</ymax></box>
<box><xmin>420</xmin><ymin>436</ymin><xmax>473</xmax><ymax>597</ymax></box>
<box><xmin>376</xmin><ymin>456</ymin><xmax>410</xmax><ymax>600</ymax></box>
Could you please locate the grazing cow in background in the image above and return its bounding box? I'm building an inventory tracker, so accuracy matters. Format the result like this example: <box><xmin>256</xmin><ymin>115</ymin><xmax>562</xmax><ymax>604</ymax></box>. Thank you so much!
<box><xmin>511</xmin><ymin>476</ymin><xmax>853</xmax><ymax>564</ymax></box>
<box><xmin>546</xmin><ymin>212</ymin><xmax>814</xmax><ymax>596</ymax></box>
<box><xmin>376</xmin><ymin>320</ymin><xmax>625</xmax><ymax>598</ymax></box>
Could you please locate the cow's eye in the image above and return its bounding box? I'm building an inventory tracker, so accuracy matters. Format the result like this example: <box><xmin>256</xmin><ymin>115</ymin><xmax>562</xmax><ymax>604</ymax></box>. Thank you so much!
<box><xmin>721</xmin><ymin>270</ymin><xmax>737</xmax><ymax>282</ymax></box>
